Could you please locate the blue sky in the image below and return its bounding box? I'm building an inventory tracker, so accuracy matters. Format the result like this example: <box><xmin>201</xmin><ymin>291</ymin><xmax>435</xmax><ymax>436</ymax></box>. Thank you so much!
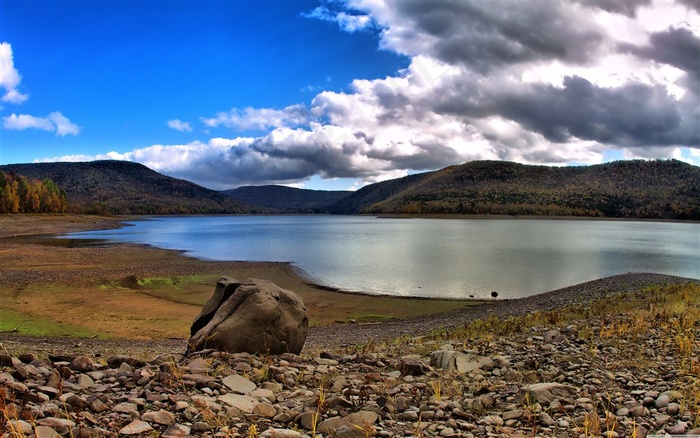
<box><xmin>1</xmin><ymin>0</ymin><xmax>698</xmax><ymax>190</ymax></box>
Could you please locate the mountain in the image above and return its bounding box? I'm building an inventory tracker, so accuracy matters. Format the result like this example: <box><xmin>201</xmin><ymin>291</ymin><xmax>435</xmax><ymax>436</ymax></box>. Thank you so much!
<box><xmin>327</xmin><ymin>160</ymin><xmax>700</xmax><ymax>220</ymax></box>
<box><xmin>221</xmin><ymin>185</ymin><xmax>350</xmax><ymax>212</ymax></box>
<box><xmin>3</xmin><ymin>159</ymin><xmax>697</xmax><ymax>219</ymax></box>
<box><xmin>0</xmin><ymin>161</ymin><xmax>256</xmax><ymax>215</ymax></box>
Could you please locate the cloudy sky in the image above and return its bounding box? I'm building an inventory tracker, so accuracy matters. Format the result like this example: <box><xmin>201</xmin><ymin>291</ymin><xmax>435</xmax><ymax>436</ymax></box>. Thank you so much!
<box><xmin>1</xmin><ymin>0</ymin><xmax>698</xmax><ymax>190</ymax></box>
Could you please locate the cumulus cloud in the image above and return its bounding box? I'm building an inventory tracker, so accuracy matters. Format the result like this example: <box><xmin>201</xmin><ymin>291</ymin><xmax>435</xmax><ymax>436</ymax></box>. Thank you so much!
<box><xmin>0</xmin><ymin>42</ymin><xmax>28</xmax><ymax>104</ymax></box>
<box><xmin>42</xmin><ymin>0</ymin><xmax>700</xmax><ymax>189</ymax></box>
<box><xmin>167</xmin><ymin>119</ymin><xmax>193</xmax><ymax>132</ymax></box>
<box><xmin>3</xmin><ymin>112</ymin><xmax>81</xmax><ymax>136</ymax></box>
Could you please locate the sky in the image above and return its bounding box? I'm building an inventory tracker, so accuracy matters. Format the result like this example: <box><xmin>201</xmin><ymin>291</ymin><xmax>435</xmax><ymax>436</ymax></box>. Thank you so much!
<box><xmin>0</xmin><ymin>0</ymin><xmax>699</xmax><ymax>191</ymax></box>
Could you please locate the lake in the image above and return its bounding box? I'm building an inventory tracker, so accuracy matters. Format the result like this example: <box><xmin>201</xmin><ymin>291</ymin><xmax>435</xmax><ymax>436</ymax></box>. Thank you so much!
<box><xmin>59</xmin><ymin>216</ymin><xmax>699</xmax><ymax>299</ymax></box>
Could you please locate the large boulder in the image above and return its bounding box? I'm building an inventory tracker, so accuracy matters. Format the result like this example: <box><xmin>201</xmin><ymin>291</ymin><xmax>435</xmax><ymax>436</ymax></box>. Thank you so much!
<box><xmin>187</xmin><ymin>277</ymin><xmax>308</xmax><ymax>355</ymax></box>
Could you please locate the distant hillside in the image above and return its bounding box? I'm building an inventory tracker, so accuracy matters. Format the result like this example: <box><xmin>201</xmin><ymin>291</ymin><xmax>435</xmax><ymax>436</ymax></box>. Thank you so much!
<box><xmin>222</xmin><ymin>185</ymin><xmax>350</xmax><ymax>212</ymax></box>
<box><xmin>328</xmin><ymin>160</ymin><xmax>700</xmax><ymax>220</ymax></box>
<box><xmin>0</xmin><ymin>161</ymin><xmax>256</xmax><ymax>215</ymax></box>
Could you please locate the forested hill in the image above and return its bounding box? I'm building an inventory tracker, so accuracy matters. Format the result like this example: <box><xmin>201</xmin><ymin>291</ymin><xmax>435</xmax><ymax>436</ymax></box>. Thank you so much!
<box><xmin>328</xmin><ymin>160</ymin><xmax>700</xmax><ymax>220</ymax></box>
<box><xmin>222</xmin><ymin>185</ymin><xmax>350</xmax><ymax>212</ymax></box>
<box><xmin>0</xmin><ymin>161</ymin><xmax>256</xmax><ymax>215</ymax></box>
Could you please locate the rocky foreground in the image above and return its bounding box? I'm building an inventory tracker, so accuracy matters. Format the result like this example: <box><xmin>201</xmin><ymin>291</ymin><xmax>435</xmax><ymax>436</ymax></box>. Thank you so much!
<box><xmin>2</xmin><ymin>278</ymin><xmax>700</xmax><ymax>437</ymax></box>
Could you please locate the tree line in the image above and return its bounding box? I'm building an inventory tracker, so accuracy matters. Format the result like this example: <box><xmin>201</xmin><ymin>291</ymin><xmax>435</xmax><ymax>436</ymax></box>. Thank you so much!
<box><xmin>0</xmin><ymin>171</ymin><xmax>68</xmax><ymax>214</ymax></box>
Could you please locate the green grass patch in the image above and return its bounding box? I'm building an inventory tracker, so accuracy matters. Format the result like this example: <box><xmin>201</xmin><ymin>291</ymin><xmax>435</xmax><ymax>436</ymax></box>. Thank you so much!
<box><xmin>97</xmin><ymin>275</ymin><xmax>218</xmax><ymax>306</ymax></box>
<box><xmin>0</xmin><ymin>307</ymin><xmax>104</xmax><ymax>338</ymax></box>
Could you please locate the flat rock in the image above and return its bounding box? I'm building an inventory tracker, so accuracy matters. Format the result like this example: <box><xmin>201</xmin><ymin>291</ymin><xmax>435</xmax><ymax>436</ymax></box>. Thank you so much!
<box><xmin>142</xmin><ymin>408</ymin><xmax>177</xmax><ymax>425</ymax></box>
<box><xmin>119</xmin><ymin>420</ymin><xmax>154</xmax><ymax>435</ymax></box>
<box><xmin>520</xmin><ymin>382</ymin><xmax>578</xmax><ymax>405</ymax></box>
<box><xmin>222</xmin><ymin>374</ymin><xmax>257</xmax><ymax>394</ymax></box>
<box><xmin>218</xmin><ymin>393</ymin><xmax>259</xmax><ymax>413</ymax></box>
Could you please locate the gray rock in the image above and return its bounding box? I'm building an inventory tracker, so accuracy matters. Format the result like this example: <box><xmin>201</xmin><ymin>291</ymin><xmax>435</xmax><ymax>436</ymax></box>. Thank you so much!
<box><xmin>217</xmin><ymin>393</ymin><xmax>258</xmax><ymax>413</ymax></box>
<box><xmin>222</xmin><ymin>374</ymin><xmax>257</xmax><ymax>394</ymax></box>
<box><xmin>253</xmin><ymin>402</ymin><xmax>278</xmax><ymax>418</ymax></box>
<box><xmin>188</xmin><ymin>277</ymin><xmax>308</xmax><ymax>355</ymax></box>
<box><xmin>519</xmin><ymin>383</ymin><xmax>578</xmax><ymax>406</ymax></box>
<box><xmin>538</xmin><ymin>412</ymin><xmax>556</xmax><ymax>426</ymax></box>
<box><xmin>142</xmin><ymin>409</ymin><xmax>176</xmax><ymax>425</ymax></box>
<box><xmin>33</xmin><ymin>426</ymin><xmax>61</xmax><ymax>438</ymax></box>
<box><xmin>430</xmin><ymin>350</ymin><xmax>495</xmax><ymax>373</ymax></box>
<box><xmin>261</xmin><ymin>429</ymin><xmax>304</xmax><ymax>438</ymax></box>
<box><xmin>119</xmin><ymin>420</ymin><xmax>154</xmax><ymax>435</ymax></box>
<box><xmin>666</xmin><ymin>402</ymin><xmax>680</xmax><ymax>415</ymax></box>
<box><xmin>655</xmin><ymin>394</ymin><xmax>670</xmax><ymax>409</ymax></box>
<box><xmin>113</xmin><ymin>402</ymin><xmax>139</xmax><ymax>417</ymax></box>
<box><xmin>68</xmin><ymin>355</ymin><xmax>95</xmax><ymax>372</ymax></box>
<box><xmin>161</xmin><ymin>424</ymin><xmax>191</xmax><ymax>437</ymax></box>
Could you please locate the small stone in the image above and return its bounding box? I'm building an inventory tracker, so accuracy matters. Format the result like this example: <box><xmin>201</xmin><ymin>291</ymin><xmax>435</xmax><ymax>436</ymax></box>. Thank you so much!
<box><xmin>654</xmin><ymin>413</ymin><xmax>672</xmax><ymax>426</ymax></box>
<box><xmin>399</xmin><ymin>357</ymin><xmax>426</xmax><ymax>376</ymax></box>
<box><xmin>89</xmin><ymin>398</ymin><xmax>109</xmax><ymax>413</ymax></box>
<box><xmin>222</xmin><ymin>374</ymin><xmax>257</xmax><ymax>394</ymax></box>
<box><xmin>667</xmin><ymin>421</ymin><xmax>687</xmax><ymax>434</ymax></box>
<box><xmin>260</xmin><ymin>429</ymin><xmax>304</xmax><ymax>438</ymax></box>
<box><xmin>633</xmin><ymin>425</ymin><xmax>648</xmax><ymax>438</ymax></box>
<box><xmin>520</xmin><ymin>382</ymin><xmax>578</xmax><ymax>406</ymax></box>
<box><xmin>191</xmin><ymin>421</ymin><xmax>212</xmax><ymax>432</ymax></box>
<box><xmin>655</xmin><ymin>394</ymin><xmax>670</xmax><ymax>409</ymax></box>
<box><xmin>33</xmin><ymin>426</ymin><xmax>61</xmax><ymax>438</ymax></box>
<box><xmin>68</xmin><ymin>355</ymin><xmax>94</xmax><ymax>372</ymax></box>
<box><xmin>161</xmin><ymin>424</ymin><xmax>191</xmax><ymax>437</ymax></box>
<box><xmin>119</xmin><ymin>420</ymin><xmax>154</xmax><ymax>435</ymax></box>
<box><xmin>667</xmin><ymin>402</ymin><xmax>680</xmax><ymax>415</ymax></box>
<box><xmin>253</xmin><ymin>402</ymin><xmax>277</xmax><ymax>418</ymax></box>
<box><xmin>483</xmin><ymin>415</ymin><xmax>503</xmax><ymax>426</ymax></box>
<box><xmin>113</xmin><ymin>402</ymin><xmax>139</xmax><ymax>417</ymax></box>
<box><xmin>142</xmin><ymin>409</ymin><xmax>176</xmax><ymax>425</ymax></box>
<box><xmin>439</xmin><ymin>427</ymin><xmax>455</xmax><ymax>436</ymax></box>
<box><xmin>538</xmin><ymin>412</ymin><xmax>556</xmax><ymax>427</ymax></box>
<box><xmin>8</xmin><ymin>419</ymin><xmax>33</xmax><ymax>435</ymax></box>
<box><xmin>251</xmin><ymin>387</ymin><xmax>276</xmax><ymax>401</ymax></box>
<box><xmin>46</xmin><ymin>369</ymin><xmax>62</xmax><ymax>388</ymax></box>
<box><xmin>217</xmin><ymin>393</ymin><xmax>258</xmax><ymax>413</ymax></box>
<box><xmin>107</xmin><ymin>355</ymin><xmax>147</xmax><ymax>369</ymax></box>
<box><xmin>36</xmin><ymin>417</ymin><xmax>75</xmax><ymax>433</ymax></box>
<box><xmin>77</xmin><ymin>374</ymin><xmax>95</xmax><ymax>388</ymax></box>
<box><xmin>502</xmin><ymin>409</ymin><xmax>523</xmax><ymax>421</ymax></box>
<box><xmin>629</xmin><ymin>405</ymin><xmax>646</xmax><ymax>417</ymax></box>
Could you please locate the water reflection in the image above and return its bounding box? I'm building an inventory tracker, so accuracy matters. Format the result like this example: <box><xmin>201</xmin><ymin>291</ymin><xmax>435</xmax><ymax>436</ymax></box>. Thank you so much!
<box><xmin>58</xmin><ymin>216</ymin><xmax>699</xmax><ymax>299</ymax></box>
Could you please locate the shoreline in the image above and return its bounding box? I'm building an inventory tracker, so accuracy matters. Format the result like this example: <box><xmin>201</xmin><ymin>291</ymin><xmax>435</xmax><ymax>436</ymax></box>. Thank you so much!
<box><xmin>374</xmin><ymin>212</ymin><xmax>700</xmax><ymax>223</ymax></box>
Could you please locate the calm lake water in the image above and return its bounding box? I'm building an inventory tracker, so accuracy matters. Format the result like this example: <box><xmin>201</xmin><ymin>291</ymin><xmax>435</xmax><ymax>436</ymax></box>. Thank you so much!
<box><xmin>60</xmin><ymin>216</ymin><xmax>699</xmax><ymax>299</ymax></box>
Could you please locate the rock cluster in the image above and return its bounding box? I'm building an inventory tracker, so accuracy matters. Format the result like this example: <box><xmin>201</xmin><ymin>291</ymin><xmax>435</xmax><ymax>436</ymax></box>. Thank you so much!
<box><xmin>2</xmin><ymin>311</ymin><xmax>698</xmax><ymax>438</ymax></box>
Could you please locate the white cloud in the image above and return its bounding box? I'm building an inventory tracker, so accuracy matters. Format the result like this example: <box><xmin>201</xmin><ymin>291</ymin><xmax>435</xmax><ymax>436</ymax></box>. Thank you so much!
<box><xmin>201</xmin><ymin>104</ymin><xmax>310</xmax><ymax>131</ymax></box>
<box><xmin>167</xmin><ymin>119</ymin><xmax>193</xmax><ymax>132</ymax></box>
<box><xmin>3</xmin><ymin>113</ymin><xmax>54</xmax><ymax>132</ymax></box>
<box><xmin>303</xmin><ymin>5</ymin><xmax>372</xmax><ymax>32</ymax></box>
<box><xmin>49</xmin><ymin>112</ymin><xmax>80</xmax><ymax>136</ymax></box>
<box><xmin>0</xmin><ymin>42</ymin><xmax>28</xmax><ymax>104</ymax></box>
<box><xmin>3</xmin><ymin>112</ymin><xmax>80</xmax><ymax>136</ymax></box>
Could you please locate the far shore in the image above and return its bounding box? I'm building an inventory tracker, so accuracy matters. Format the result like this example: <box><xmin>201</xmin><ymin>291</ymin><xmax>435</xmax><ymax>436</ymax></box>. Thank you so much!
<box><xmin>375</xmin><ymin>212</ymin><xmax>700</xmax><ymax>223</ymax></box>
